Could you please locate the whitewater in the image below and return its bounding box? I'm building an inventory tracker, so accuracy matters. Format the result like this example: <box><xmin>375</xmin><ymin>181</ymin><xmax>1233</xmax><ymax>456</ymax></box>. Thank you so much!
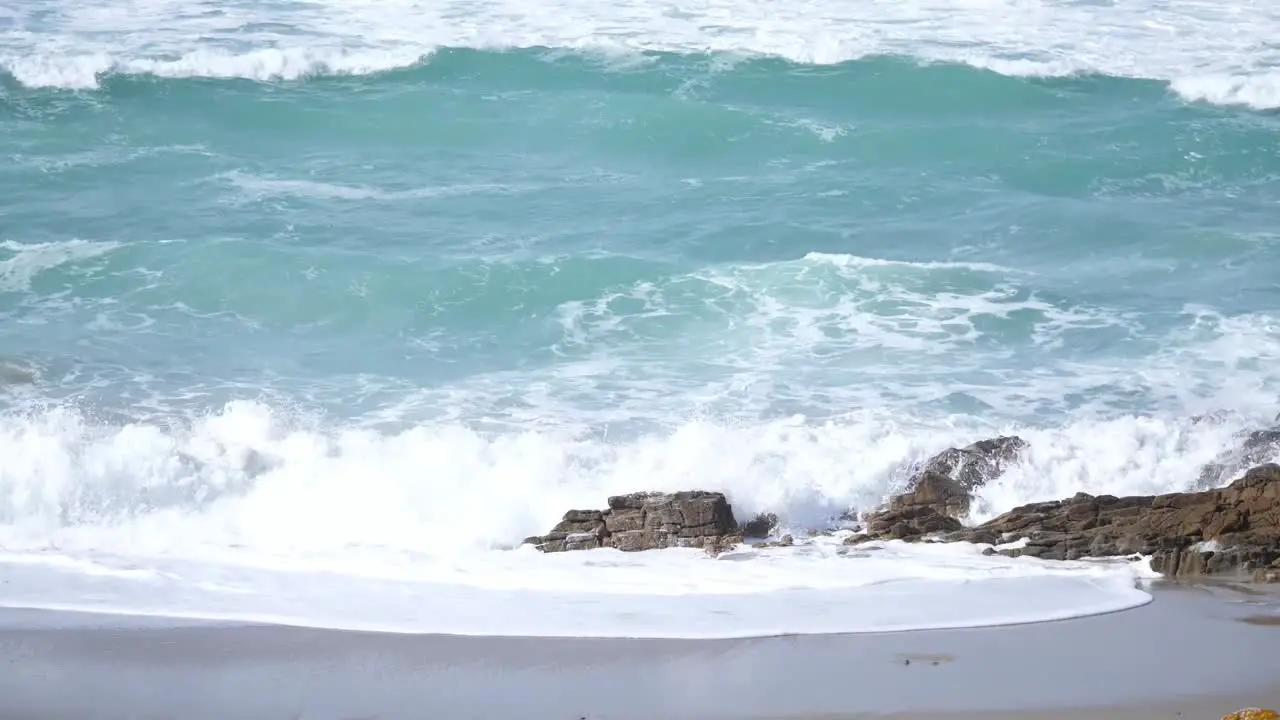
<box><xmin>2</xmin><ymin>0</ymin><xmax>1280</xmax><ymax>638</ymax></box>
<box><xmin>5</xmin><ymin>0</ymin><xmax>1280</xmax><ymax>107</ymax></box>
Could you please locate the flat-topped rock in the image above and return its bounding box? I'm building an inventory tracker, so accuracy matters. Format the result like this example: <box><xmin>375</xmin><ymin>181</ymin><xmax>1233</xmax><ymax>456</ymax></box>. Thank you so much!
<box><xmin>524</xmin><ymin>490</ymin><xmax>741</xmax><ymax>553</ymax></box>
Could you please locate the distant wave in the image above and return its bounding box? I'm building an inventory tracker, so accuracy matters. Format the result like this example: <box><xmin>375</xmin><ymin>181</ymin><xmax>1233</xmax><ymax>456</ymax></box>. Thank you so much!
<box><xmin>802</xmin><ymin>251</ymin><xmax>1019</xmax><ymax>274</ymax></box>
<box><xmin>2</xmin><ymin>38</ymin><xmax>1279</xmax><ymax>109</ymax></box>
<box><xmin>0</xmin><ymin>47</ymin><xmax>431</xmax><ymax>90</ymax></box>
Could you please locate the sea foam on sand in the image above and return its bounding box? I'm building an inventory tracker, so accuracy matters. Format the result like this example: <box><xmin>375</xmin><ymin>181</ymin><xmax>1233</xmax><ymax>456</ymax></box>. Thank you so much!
<box><xmin>0</xmin><ymin>535</ymin><xmax>1156</xmax><ymax>638</ymax></box>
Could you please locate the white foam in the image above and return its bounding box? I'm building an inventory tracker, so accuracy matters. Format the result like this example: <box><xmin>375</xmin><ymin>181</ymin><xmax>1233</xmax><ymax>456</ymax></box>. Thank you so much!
<box><xmin>969</xmin><ymin>415</ymin><xmax>1264</xmax><ymax>521</ymax></box>
<box><xmin>221</xmin><ymin>171</ymin><xmax>537</xmax><ymax>203</ymax></box>
<box><xmin>0</xmin><ymin>394</ymin><xmax>1260</xmax><ymax>637</ymax></box>
<box><xmin>3</xmin><ymin>0</ymin><xmax>1280</xmax><ymax>106</ymax></box>
<box><xmin>539</xmin><ymin>253</ymin><xmax>1280</xmax><ymax>431</ymax></box>
<box><xmin>0</xmin><ymin>239</ymin><xmax>122</xmax><ymax>293</ymax></box>
<box><xmin>1171</xmin><ymin>72</ymin><xmax>1280</xmax><ymax>109</ymax></box>
<box><xmin>803</xmin><ymin>252</ymin><xmax>1017</xmax><ymax>274</ymax></box>
<box><xmin>0</xmin><ymin>539</ymin><xmax>1156</xmax><ymax>638</ymax></box>
<box><xmin>0</xmin><ymin>46</ymin><xmax>427</xmax><ymax>90</ymax></box>
<box><xmin>1</xmin><ymin>401</ymin><xmax>1262</xmax><ymax>556</ymax></box>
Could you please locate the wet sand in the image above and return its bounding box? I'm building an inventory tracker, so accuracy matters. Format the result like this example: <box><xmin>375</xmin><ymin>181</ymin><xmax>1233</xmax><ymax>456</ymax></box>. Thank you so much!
<box><xmin>0</xmin><ymin>581</ymin><xmax>1276</xmax><ymax>719</ymax></box>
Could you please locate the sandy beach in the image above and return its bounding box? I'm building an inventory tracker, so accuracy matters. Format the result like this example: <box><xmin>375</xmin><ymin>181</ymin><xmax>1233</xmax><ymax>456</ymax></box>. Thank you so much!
<box><xmin>0</xmin><ymin>580</ymin><xmax>1275</xmax><ymax>719</ymax></box>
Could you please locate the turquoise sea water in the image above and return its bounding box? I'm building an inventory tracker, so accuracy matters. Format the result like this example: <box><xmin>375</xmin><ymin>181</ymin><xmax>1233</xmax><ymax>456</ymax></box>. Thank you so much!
<box><xmin>5</xmin><ymin>51</ymin><xmax>1278</xmax><ymax>425</ymax></box>
<box><xmin>0</xmin><ymin>2</ymin><xmax>1278</xmax><ymax>635</ymax></box>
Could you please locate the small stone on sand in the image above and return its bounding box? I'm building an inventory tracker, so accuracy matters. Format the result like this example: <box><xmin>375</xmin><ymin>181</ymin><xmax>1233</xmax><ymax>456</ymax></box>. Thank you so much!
<box><xmin>1223</xmin><ymin>709</ymin><xmax>1279</xmax><ymax>720</ymax></box>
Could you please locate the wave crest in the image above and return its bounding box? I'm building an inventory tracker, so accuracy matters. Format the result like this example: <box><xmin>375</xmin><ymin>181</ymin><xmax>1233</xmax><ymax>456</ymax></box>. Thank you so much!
<box><xmin>4</xmin><ymin>0</ymin><xmax>1280</xmax><ymax>109</ymax></box>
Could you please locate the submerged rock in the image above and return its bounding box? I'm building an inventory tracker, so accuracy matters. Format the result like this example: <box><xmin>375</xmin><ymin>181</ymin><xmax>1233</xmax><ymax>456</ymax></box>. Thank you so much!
<box><xmin>524</xmin><ymin>490</ymin><xmax>741</xmax><ymax>553</ymax></box>
<box><xmin>0</xmin><ymin>360</ymin><xmax>37</xmax><ymax>386</ymax></box>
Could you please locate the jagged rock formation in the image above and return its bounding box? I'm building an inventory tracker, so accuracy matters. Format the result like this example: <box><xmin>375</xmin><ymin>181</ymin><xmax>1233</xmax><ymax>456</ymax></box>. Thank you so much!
<box><xmin>917</xmin><ymin>435</ymin><xmax>1028</xmax><ymax>506</ymax></box>
<box><xmin>855</xmin><ymin>463</ymin><xmax>1280</xmax><ymax>582</ymax></box>
<box><xmin>523</xmin><ymin>432</ymin><xmax>1280</xmax><ymax>583</ymax></box>
<box><xmin>861</xmin><ymin>435</ymin><xmax>1026</xmax><ymax>540</ymax></box>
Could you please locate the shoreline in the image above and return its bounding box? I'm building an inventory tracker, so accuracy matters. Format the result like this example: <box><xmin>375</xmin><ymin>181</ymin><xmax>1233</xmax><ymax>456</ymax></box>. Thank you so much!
<box><xmin>0</xmin><ymin>581</ymin><xmax>1276</xmax><ymax>719</ymax></box>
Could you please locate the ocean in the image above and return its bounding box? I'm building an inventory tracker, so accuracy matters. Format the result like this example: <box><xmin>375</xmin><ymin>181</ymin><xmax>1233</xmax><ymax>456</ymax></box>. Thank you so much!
<box><xmin>1</xmin><ymin>0</ymin><xmax>1278</xmax><ymax>638</ymax></box>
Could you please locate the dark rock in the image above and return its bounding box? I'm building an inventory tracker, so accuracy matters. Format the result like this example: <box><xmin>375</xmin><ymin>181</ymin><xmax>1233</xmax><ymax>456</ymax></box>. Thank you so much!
<box><xmin>538</xmin><ymin>537</ymin><xmax>567</xmax><ymax>553</ymax></box>
<box><xmin>610</xmin><ymin>530</ymin><xmax>650</xmax><ymax>552</ymax></box>
<box><xmin>563</xmin><ymin>532</ymin><xmax>603</xmax><ymax>551</ymax></box>
<box><xmin>855</xmin><ymin>463</ymin><xmax>1280</xmax><ymax>581</ymax></box>
<box><xmin>920</xmin><ymin>436</ymin><xmax>1028</xmax><ymax>495</ymax></box>
<box><xmin>548</xmin><ymin>516</ymin><xmax>606</xmax><ymax>537</ymax></box>
<box><xmin>895</xmin><ymin>472</ymin><xmax>975</xmax><ymax>518</ymax></box>
<box><xmin>607</xmin><ymin>493</ymin><xmax>654</xmax><ymax>511</ymax></box>
<box><xmin>857</xmin><ymin>436</ymin><xmax>1027</xmax><ymax>541</ymax></box>
<box><xmin>563</xmin><ymin>509</ymin><xmax>604</xmax><ymax>523</ymax></box>
<box><xmin>604</xmin><ymin>509</ymin><xmax>644</xmax><ymax>533</ymax></box>
<box><xmin>1243</xmin><ymin>429</ymin><xmax>1280</xmax><ymax>464</ymax></box>
<box><xmin>525</xmin><ymin>491</ymin><xmax>741</xmax><ymax>553</ymax></box>
<box><xmin>755</xmin><ymin>533</ymin><xmax>796</xmax><ymax>549</ymax></box>
<box><xmin>1197</xmin><ymin>427</ymin><xmax>1280</xmax><ymax>488</ymax></box>
<box><xmin>742</xmin><ymin>513</ymin><xmax>777</xmax><ymax>539</ymax></box>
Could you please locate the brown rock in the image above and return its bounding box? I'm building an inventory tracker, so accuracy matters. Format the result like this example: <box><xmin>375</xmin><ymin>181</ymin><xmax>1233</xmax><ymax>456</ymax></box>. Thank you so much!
<box><xmin>550</xmin><ymin>517</ymin><xmax>606</xmax><ymax>536</ymax></box>
<box><xmin>607</xmin><ymin>493</ymin><xmax>653</xmax><ymax>511</ymax></box>
<box><xmin>562</xmin><ymin>509</ymin><xmax>603</xmax><ymax>523</ymax></box>
<box><xmin>742</xmin><ymin>513</ymin><xmax>777</xmax><ymax>539</ymax></box>
<box><xmin>563</xmin><ymin>532</ymin><xmax>602</xmax><ymax>551</ymax></box>
<box><xmin>895</xmin><ymin>472</ymin><xmax>974</xmax><ymax>518</ymax></box>
<box><xmin>609</xmin><ymin>530</ymin><xmax>650</xmax><ymax>552</ymax></box>
<box><xmin>857</xmin><ymin>435</ymin><xmax>1027</xmax><ymax>541</ymax></box>
<box><xmin>702</xmin><ymin>533</ymin><xmax>745</xmax><ymax>556</ymax></box>
<box><xmin>604</xmin><ymin>509</ymin><xmax>644</xmax><ymax>533</ymax></box>
<box><xmin>855</xmin><ymin>463</ymin><xmax>1280</xmax><ymax>581</ymax></box>
<box><xmin>525</xmin><ymin>491</ymin><xmax>740</xmax><ymax>553</ymax></box>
